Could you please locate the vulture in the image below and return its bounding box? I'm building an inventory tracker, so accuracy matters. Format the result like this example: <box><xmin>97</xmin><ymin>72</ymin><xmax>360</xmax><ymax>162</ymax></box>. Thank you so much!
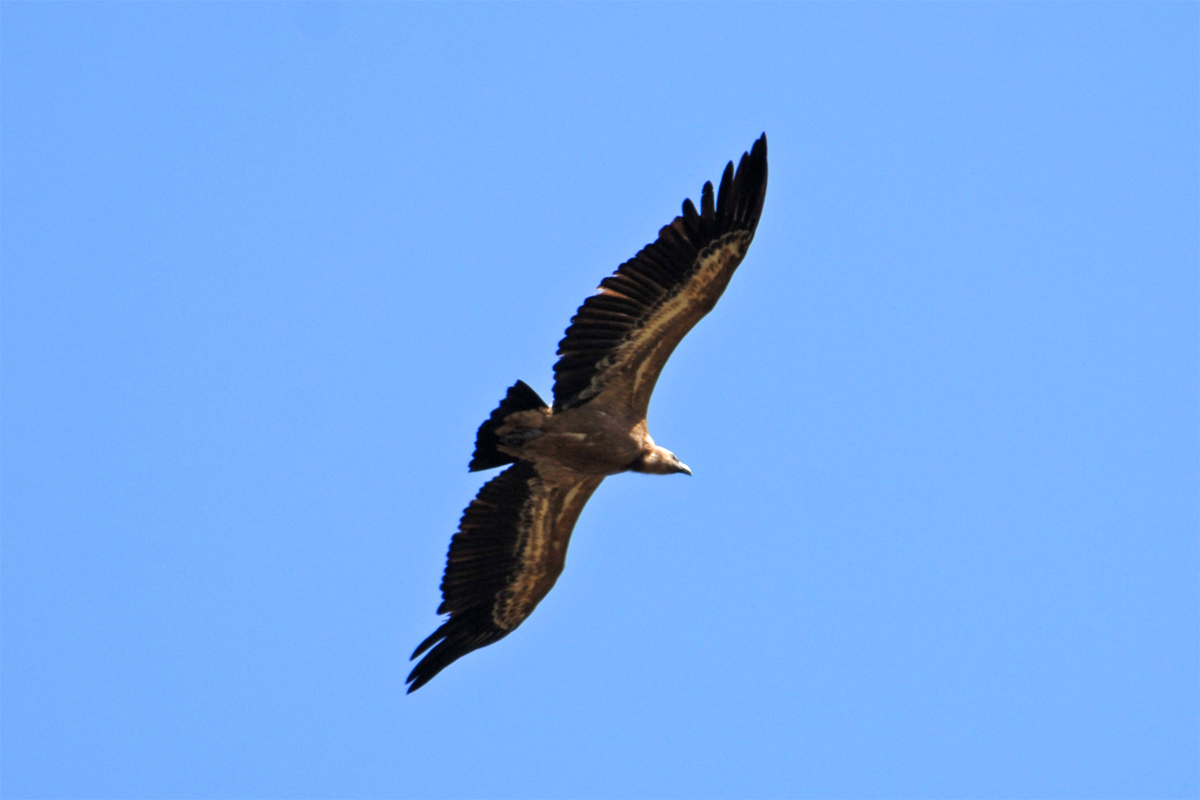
<box><xmin>408</xmin><ymin>134</ymin><xmax>768</xmax><ymax>693</ymax></box>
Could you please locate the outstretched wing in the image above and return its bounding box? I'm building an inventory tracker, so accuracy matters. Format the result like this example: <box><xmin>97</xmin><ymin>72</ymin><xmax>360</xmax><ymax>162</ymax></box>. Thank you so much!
<box><xmin>407</xmin><ymin>462</ymin><xmax>604</xmax><ymax>693</ymax></box>
<box><xmin>552</xmin><ymin>134</ymin><xmax>768</xmax><ymax>416</ymax></box>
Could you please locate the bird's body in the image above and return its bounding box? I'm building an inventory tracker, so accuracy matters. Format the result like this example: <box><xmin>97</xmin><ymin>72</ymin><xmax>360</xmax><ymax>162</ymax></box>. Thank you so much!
<box><xmin>408</xmin><ymin>135</ymin><xmax>768</xmax><ymax>692</ymax></box>
<box><xmin>495</xmin><ymin>406</ymin><xmax>675</xmax><ymax>476</ymax></box>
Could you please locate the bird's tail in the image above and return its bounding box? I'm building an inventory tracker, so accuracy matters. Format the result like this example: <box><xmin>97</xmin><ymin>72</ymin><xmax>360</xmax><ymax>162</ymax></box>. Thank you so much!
<box><xmin>469</xmin><ymin>380</ymin><xmax>549</xmax><ymax>471</ymax></box>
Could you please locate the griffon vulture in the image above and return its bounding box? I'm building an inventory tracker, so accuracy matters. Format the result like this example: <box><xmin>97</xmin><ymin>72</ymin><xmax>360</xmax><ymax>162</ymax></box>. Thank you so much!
<box><xmin>408</xmin><ymin>134</ymin><xmax>768</xmax><ymax>692</ymax></box>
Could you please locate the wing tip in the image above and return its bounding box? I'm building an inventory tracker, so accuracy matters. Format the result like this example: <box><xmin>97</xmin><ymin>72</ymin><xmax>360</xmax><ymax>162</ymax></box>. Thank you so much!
<box><xmin>722</xmin><ymin>132</ymin><xmax>768</xmax><ymax>235</ymax></box>
<box><xmin>407</xmin><ymin>607</ymin><xmax>509</xmax><ymax>694</ymax></box>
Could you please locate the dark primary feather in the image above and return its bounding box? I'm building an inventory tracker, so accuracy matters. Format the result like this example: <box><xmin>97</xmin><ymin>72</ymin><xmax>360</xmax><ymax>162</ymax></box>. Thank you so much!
<box><xmin>407</xmin><ymin>461</ymin><xmax>539</xmax><ymax>693</ymax></box>
<box><xmin>552</xmin><ymin>134</ymin><xmax>768</xmax><ymax>411</ymax></box>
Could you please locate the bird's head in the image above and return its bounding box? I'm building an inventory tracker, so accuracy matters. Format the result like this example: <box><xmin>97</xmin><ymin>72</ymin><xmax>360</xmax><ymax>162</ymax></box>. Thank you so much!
<box><xmin>632</xmin><ymin>445</ymin><xmax>692</xmax><ymax>476</ymax></box>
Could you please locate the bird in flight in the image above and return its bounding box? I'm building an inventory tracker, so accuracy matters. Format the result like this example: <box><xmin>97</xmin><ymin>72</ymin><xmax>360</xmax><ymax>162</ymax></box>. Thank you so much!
<box><xmin>408</xmin><ymin>134</ymin><xmax>768</xmax><ymax>693</ymax></box>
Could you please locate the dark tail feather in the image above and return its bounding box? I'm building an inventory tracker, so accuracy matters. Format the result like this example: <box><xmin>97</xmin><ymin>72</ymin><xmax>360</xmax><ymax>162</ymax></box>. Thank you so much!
<box><xmin>469</xmin><ymin>380</ymin><xmax>548</xmax><ymax>471</ymax></box>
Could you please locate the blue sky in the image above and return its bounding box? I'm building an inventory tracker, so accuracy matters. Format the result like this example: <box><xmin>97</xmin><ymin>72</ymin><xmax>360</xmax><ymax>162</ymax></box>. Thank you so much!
<box><xmin>2</xmin><ymin>3</ymin><xmax>1196</xmax><ymax>798</ymax></box>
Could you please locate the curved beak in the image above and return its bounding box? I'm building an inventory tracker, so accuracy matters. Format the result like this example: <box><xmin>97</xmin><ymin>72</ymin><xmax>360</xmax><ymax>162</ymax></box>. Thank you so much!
<box><xmin>675</xmin><ymin>462</ymin><xmax>692</xmax><ymax>476</ymax></box>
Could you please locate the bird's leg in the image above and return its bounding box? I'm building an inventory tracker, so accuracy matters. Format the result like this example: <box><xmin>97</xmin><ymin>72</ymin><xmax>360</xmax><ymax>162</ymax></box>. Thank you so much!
<box><xmin>498</xmin><ymin>428</ymin><xmax>545</xmax><ymax>448</ymax></box>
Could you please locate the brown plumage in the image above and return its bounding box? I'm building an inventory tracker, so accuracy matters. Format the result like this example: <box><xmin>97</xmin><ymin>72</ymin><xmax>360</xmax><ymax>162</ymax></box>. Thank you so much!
<box><xmin>408</xmin><ymin>135</ymin><xmax>768</xmax><ymax>693</ymax></box>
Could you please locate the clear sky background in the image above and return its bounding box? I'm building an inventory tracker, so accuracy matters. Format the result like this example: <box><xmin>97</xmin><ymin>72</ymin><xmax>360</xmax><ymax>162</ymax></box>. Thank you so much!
<box><xmin>3</xmin><ymin>3</ymin><xmax>1197</xmax><ymax>799</ymax></box>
